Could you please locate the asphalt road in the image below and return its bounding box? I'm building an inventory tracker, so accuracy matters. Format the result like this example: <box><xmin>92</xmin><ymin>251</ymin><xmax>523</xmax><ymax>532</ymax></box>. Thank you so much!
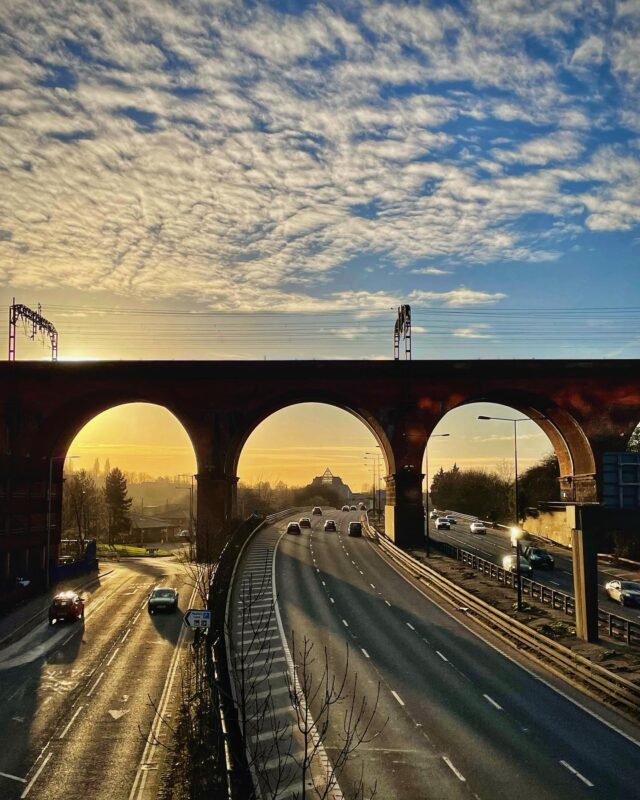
<box><xmin>0</xmin><ymin>556</ymin><xmax>193</xmax><ymax>800</ymax></box>
<box><xmin>429</xmin><ymin>517</ymin><xmax>640</xmax><ymax>625</ymax></box>
<box><xmin>273</xmin><ymin>509</ymin><xmax>640</xmax><ymax>800</ymax></box>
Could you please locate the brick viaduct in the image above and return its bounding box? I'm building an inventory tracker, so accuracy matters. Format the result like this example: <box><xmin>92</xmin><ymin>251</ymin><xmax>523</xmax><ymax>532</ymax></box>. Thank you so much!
<box><xmin>1</xmin><ymin>359</ymin><xmax>639</xmax><ymax>637</ymax></box>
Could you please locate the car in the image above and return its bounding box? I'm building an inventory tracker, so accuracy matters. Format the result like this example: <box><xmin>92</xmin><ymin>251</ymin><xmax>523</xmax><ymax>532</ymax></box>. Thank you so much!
<box><xmin>176</xmin><ymin>529</ymin><xmax>191</xmax><ymax>539</ymax></box>
<box><xmin>470</xmin><ymin>521</ymin><xmax>486</xmax><ymax>535</ymax></box>
<box><xmin>436</xmin><ymin>517</ymin><xmax>450</xmax><ymax>530</ymax></box>
<box><xmin>49</xmin><ymin>591</ymin><xmax>85</xmax><ymax>625</ymax></box>
<box><xmin>287</xmin><ymin>522</ymin><xmax>301</xmax><ymax>535</ymax></box>
<box><xmin>522</xmin><ymin>546</ymin><xmax>554</xmax><ymax>569</ymax></box>
<box><xmin>358</xmin><ymin>502</ymin><xmax>366</xmax><ymax>510</ymax></box>
<box><xmin>445</xmin><ymin>515</ymin><xmax>456</xmax><ymax>525</ymax></box>
<box><xmin>350</xmin><ymin>505</ymin><xmax>357</xmax><ymax>511</ymax></box>
<box><xmin>312</xmin><ymin>506</ymin><xmax>322</xmax><ymax>515</ymax></box>
<box><xmin>299</xmin><ymin>517</ymin><xmax>311</xmax><ymax>528</ymax></box>
<box><xmin>348</xmin><ymin>521</ymin><xmax>362</xmax><ymax>537</ymax></box>
<box><xmin>605</xmin><ymin>580</ymin><xmax>640</xmax><ymax>606</ymax></box>
<box><xmin>324</xmin><ymin>519</ymin><xmax>337</xmax><ymax>532</ymax></box>
<box><xmin>148</xmin><ymin>587</ymin><xmax>179</xmax><ymax>614</ymax></box>
<box><xmin>341</xmin><ymin>505</ymin><xmax>349</xmax><ymax>512</ymax></box>
<box><xmin>502</xmin><ymin>554</ymin><xmax>533</xmax><ymax>577</ymax></box>
<box><xmin>429</xmin><ymin>510</ymin><xmax>439</xmax><ymax>520</ymax></box>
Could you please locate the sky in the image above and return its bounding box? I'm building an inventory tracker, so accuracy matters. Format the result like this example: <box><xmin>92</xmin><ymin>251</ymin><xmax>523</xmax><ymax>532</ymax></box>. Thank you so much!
<box><xmin>2</xmin><ymin>1</ymin><xmax>639</xmax><ymax>485</ymax></box>
<box><xmin>66</xmin><ymin>401</ymin><xmax>554</xmax><ymax>489</ymax></box>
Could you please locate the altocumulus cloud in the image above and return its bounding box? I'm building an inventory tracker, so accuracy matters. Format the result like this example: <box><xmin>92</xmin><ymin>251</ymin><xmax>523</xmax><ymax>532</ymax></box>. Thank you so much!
<box><xmin>0</xmin><ymin>0</ymin><xmax>639</xmax><ymax>311</ymax></box>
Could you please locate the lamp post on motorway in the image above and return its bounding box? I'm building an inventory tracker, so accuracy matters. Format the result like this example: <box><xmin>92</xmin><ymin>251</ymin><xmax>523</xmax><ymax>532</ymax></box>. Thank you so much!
<box><xmin>424</xmin><ymin>433</ymin><xmax>450</xmax><ymax>557</ymax></box>
<box><xmin>477</xmin><ymin>414</ymin><xmax>545</xmax><ymax>611</ymax></box>
<box><xmin>46</xmin><ymin>454</ymin><xmax>78</xmax><ymax>590</ymax></box>
<box><xmin>365</xmin><ymin>452</ymin><xmax>383</xmax><ymax>521</ymax></box>
<box><xmin>175</xmin><ymin>473</ymin><xmax>195</xmax><ymax>535</ymax></box>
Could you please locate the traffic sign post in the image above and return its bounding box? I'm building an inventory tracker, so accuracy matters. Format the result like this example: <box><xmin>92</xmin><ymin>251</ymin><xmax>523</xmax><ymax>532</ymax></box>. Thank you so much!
<box><xmin>183</xmin><ymin>609</ymin><xmax>212</xmax><ymax>629</ymax></box>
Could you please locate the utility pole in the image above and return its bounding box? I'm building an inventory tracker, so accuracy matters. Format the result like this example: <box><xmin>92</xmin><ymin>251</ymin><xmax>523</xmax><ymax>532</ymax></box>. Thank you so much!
<box><xmin>9</xmin><ymin>298</ymin><xmax>58</xmax><ymax>361</ymax></box>
<box><xmin>393</xmin><ymin>304</ymin><xmax>412</xmax><ymax>360</ymax></box>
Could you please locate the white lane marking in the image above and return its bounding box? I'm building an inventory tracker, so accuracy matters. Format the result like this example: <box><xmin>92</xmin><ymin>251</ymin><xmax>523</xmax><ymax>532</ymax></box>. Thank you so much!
<box><xmin>442</xmin><ymin>756</ymin><xmax>466</xmax><ymax>782</ymax></box>
<box><xmin>370</xmin><ymin>583</ymin><xmax>376</xmax><ymax>589</ymax></box>
<box><xmin>406</xmin><ymin>622</ymin><xmax>415</xmax><ymax>631</ymax></box>
<box><xmin>384</xmin><ymin>600</ymin><xmax>391</xmax><ymax>607</ymax></box>
<box><xmin>436</xmin><ymin>651</ymin><xmax>448</xmax><ymax>662</ymax></box>
<box><xmin>20</xmin><ymin>752</ymin><xmax>52</xmax><ymax>798</ymax></box>
<box><xmin>132</xmin><ymin>612</ymin><xmax>141</xmax><ymax>624</ymax></box>
<box><xmin>342</xmin><ymin>619</ymin><xmax>349</xmax><ymax>627</ymax></box>
<box><xmin>351</xmin><ymin>560</ymin><xmax>356</xmax><ymax>566</ymax></box>
<box><xmin>59</xmin><ymin>704</ymin><xmax>84</xmax><ymax>738</ymax></box>
<box><xmin>107</xmin><ymin>648</ymin><xmax>120</xmax><ymax>667</ymax></box>
<box><xmin>330</xmin><ymin>597</ymin><xmax>335</xmax><ymax>604</ymax></box>
<box><xmin>422</xmin><ymin>637</ymin><xmax>431</xmax><ymax>645</ymax></box>
<box><xmin>121</xmin><ymin>628</ymin><xmax>131</xmax><ymax>643</ymax></box>
<box><xmin>0</xmin><ymin>770</ymin><xmax>26</xmax><ymax>783</ymax></box>
<box><xmin>316</xmin><ymin>568</ymin><xmax>320</xmax><ymax>573</ymax></box>
<box><xmin>321</xmin><ymin>581</ymin><xmax>326</xmax><ymax>586</ymax></box>
<box><xmin>359</xmin><ymin>570</ymin><xmax>364</xmax><ymax>575</ymax></box>
<box><xmin>483</xmin><ymin>694</ymin><xmax>503</xmax><ymax>710</ymax></box>
<box><xmin>87</xmin><ymin>672</ymin><xmax>105</xmax><ymax>697</ymax></box>
<box><xmin>391</xmin><ymin>690</ymin><xmax>405</xmax><ymax>706</ymax></box>
<box><xmin>560</xmin><ymin>760</ymin><xmax>594</xmax><ymax>787</ymax></box>
<box><xmin>361</xmin><ymin>648</ymin><xmax>370</xmax><ymax>659</ymax></box>
<box><xmin>550</xmin><ymin>580</ymin><xmax>561</xmax><ymax>586</ymax></box>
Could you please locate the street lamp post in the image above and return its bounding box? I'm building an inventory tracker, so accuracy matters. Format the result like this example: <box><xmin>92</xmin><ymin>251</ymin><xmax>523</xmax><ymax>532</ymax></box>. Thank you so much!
<box><xmin>365</xmin><ymin>452</ymin><xmax>382</xmax><ymax>521</ymax></box>
<box><xmin>478</xmin><ymin>414</ymin><xmax>545</xmax><ymax>611</ymax></box>
<box><xmin>424</xmin><ymin>433</ymin><xmax>450</xmax><ymax>557</ymax></box>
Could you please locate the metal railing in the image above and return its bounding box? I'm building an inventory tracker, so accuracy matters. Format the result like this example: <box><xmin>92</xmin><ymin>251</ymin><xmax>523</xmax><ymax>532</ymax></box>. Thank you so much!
<box><xmin>429</xmin><ymin>536</ymin><xmax>640</xmax><ymax>646</ymax></box>
<box><xmin>364</xmin><ymin>519</ymin><xmax>640</xmax><ymax>717</ymax></box>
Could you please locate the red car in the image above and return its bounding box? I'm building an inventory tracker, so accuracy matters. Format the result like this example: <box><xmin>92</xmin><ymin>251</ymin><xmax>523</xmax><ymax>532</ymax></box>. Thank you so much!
<box><xmin>49</xmin><ymin>591</ymin><xmax>85</xmax><ymax>625</ymax></box>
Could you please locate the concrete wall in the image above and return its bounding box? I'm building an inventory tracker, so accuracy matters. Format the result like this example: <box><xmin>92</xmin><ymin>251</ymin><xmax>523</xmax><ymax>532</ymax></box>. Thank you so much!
<box><xmin>523</xmin><ymin>508</ymin><xmax>573</xmax><ymax>547</ymax></box>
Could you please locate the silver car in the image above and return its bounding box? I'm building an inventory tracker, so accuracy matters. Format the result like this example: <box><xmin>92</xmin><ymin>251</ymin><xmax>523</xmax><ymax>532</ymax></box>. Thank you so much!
<box><xmin>470</xmin><ymin>521</ymin><xmax>486</xmax><ymax>534</ymax></box>
<box><xmin>436</xmin><ymin>517</ymin><xmax>451</xmax><ymax>530</ymax></box>
<box><xmin>605</xmin><ymin>580</ymin><xmax>640</xmax><ymax>607</ymax></box>
<box><xmin>502</xmin><ymin>554</ymin><xmax>533</xmax><ymax>577</ymax></box>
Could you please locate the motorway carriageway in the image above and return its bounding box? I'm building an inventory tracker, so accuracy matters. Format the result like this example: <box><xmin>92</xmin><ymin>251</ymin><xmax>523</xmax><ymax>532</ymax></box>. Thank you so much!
<box><xmin>0</xmin><ymin>554</ymin><xmax>193</xmax><ymax>800</ymax></box>
<box><xmin>268</xmin><ymin>509</ymin><xmax>640</xmax><ymax>800</ymax></box>
<box><xmin>429</xmin><ymin>518</ymin><xmax>640</xmax><ymax>627</ymax></box>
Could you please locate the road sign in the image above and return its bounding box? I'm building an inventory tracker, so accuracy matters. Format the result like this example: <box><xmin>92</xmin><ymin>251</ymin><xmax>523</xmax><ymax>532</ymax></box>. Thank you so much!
<box><xmin>184</xmin><ymin>608</ymin><xmax>212</xmax><ymax>629</ymax></box>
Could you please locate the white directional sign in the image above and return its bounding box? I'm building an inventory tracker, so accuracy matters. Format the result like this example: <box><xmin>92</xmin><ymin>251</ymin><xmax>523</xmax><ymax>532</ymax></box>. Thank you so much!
<box><xmin>184</xmin><ymin>609</ymin><xmax>212</xmax><ymax>629</ymax></box>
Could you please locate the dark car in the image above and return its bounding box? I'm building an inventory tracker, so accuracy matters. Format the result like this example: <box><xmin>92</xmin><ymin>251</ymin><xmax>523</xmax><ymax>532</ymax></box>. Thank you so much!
<box><xmin>148</xmin><ymin>587</ymin><xmax>179</xmax><ymax>614</ymax></box>
<box><xmin>324</xmin><ymin>519</ymin><xmax>337</xmax><ymax>532</ymax></box>
<box><xmin>350</xmin><ymin>505</ymin><xmax>357</xmax><ymax>511</ymax></box>
<box><xmin>287</xmin><ymin>522</ymin><xmax>301</xmax><ymax>535</ymax></box>
<box><xmin>299</xmin><ymin>517</ymin><xmax>311</xmax><ymax>528</ymax></box>
<box><xmin>49</xmin><ymin>591</ymin><xmax>85</xmax><ymax>625</ymax></box>
<box><xmin>312</xmin><ymin>506</ymin><xmax>323</xmax><ymax>515</ymax></box>
<box><xmin>348</xmin><ymin>521</ymin><xmax>362</xmax><ymax>537</ymax></box>
<box><xmin>341</xmin><ymin>505</ymin><xmax>349</xmax><ymax>512</ymax></box>
<box><xmin>523</xmin><ymin>546</ymin><xmax>555</xmax><ymax>569</ymax></box>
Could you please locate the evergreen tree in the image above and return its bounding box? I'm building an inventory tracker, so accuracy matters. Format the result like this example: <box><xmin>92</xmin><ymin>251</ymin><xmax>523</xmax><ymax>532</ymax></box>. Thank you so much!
<box><xmin>105</xmin><ymin>467</ymin><xmax>132</xmax><ymax>543</ymax></box>
<box><xmin>104</xmin><ymin>458</ymin><xmax>111</xmax><ymax>480</ymax></box>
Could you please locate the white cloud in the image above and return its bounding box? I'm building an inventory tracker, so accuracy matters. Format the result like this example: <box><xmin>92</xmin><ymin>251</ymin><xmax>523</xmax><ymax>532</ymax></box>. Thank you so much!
<box><xmin>410</xmin><ymin>267</ymin><xmax>452</xmax><ymax>275</ymax></box>
<box><xmin>453</xmin><ymin>324</ymin><xmax>494</xmax><ymax>338</ymax></box>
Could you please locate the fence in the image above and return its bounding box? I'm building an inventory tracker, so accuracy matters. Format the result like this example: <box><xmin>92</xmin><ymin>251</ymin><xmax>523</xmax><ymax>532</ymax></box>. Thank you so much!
<box><xmin>429</xmin><ymin>536</ymin><xmax>640</xmax><ymax>646</ymax></box>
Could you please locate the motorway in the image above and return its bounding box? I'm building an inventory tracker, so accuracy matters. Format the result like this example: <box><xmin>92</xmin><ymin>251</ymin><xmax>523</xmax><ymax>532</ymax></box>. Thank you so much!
<box><xmin>428</xmin><ymin>516</ymin><xmax>640</xmax><ymax>625</ymax></box>
<box><xmin>0</xmin><ymin>554</ymin><xmax>193</xmax><ymax>800</ymax></box>
<box><xmin>261</xmin><ymin>508</ymin><xmax>640</xmax><ymax>800</ymax></box>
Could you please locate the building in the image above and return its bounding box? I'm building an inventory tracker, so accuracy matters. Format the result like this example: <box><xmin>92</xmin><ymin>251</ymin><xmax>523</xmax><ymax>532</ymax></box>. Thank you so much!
<box><xmin>310</xmin><ymin>468</ymin><xmax>353</xmax><ymax>502</ymax></box>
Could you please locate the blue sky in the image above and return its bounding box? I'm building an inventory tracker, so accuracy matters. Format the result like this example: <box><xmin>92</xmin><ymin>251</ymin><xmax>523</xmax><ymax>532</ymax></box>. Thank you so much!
<box><xmin>1</xmin><ymin>0</ymin><xmax>639</xmax><ymax>359</ymax></box>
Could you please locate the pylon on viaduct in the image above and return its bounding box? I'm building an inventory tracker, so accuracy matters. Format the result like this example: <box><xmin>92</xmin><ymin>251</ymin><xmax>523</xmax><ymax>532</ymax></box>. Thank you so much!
<box><xmin>1</xmin><ymin>359</ymin><xmax>639</xmax><ymax>641</ymax></box>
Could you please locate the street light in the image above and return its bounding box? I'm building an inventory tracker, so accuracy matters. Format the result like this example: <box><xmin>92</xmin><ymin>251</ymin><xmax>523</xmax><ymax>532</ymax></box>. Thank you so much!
<box><xmin>424</xmin><ymin>433</ymin><xmax>451</xmax><ymax>557</ymax></box>
<box><xmin>478</xmin><ymin>414</ymin><xmax>546</xmax><ymax>611</ymax></box>
<box><xmin>175</xmin><ymin>474</ymin><xmax>195</xmax><ymax>538</ymax></box>
<box><xmin>46</xmin><ymin>454</ymin><xmax>78</xmax><ymax>590</ymax></box>
<box><xmin>365</xmin><ymin>452</ymin><xmax>383</xmax><ymax>520</ymax></box>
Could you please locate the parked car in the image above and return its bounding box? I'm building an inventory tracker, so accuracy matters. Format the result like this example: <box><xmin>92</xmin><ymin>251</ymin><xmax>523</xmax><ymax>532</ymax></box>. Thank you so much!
<box><xmin>605</xmin><ymin>580</ymin><xmax>640</xmax><ymax>607</ymax></box>
<box><xmin>148</xmin><ymin>587</ymin><xmax>179</xmax><ymax>614</ymax></box>
<box><xmin>299</xmin><ymin>517</ymin><xmax>311</xmax><ymax>528</ymax></box>
<box><xmin>350</xmin><ymin>505</ymin><xmax>357</xmax><ymax>511</ymax></box>
<box><xmin>502</xmin><ymin>554</ymin><xmax>533</xmax><ymax>577</ymax></box>
<box><xmin>470</xmin><ymin>521</ymin><xmax>486</xmax><ymax>535</ymax></box>
<box><xmin>287</xmin><ymin>522</ymin><xmax>301</xmax><ymax>535</ymax></box>
<box><xmin>324</xmin><ymin>519</ymin><xmax>337</xmax><ymax>532</ymax></box>
<box><xmin>348</xmin><ymin>521</ymin><xmax>363</xmax><ymax>537</ymax></box>
<box><xmin>522</xmin><ymin>546</ymin><xmax>554</xmax><ymax>569</ymax></box>
<box><xmin>436</xmin><ymin>517</ymin><xmax>451</xmax><ymax>530</ymax></box>
<box><xmin>48</xmin><ymin>591</ymin><xmax>85</xmax><ymax>625</ymax></box>
<box><xmin>341</xmin><ymin>505</ymin><xmax>350</xmax><ymax>512</ymax></box>
<box><xmin>312</xmin><ymin>506</ymin><xmax>322</xmax><ymax>515</ymax></box>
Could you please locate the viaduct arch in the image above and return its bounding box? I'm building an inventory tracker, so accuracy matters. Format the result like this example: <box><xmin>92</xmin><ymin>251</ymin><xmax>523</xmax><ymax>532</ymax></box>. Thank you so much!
<box><xmin>1</xmin><ymin>359</ymin><xmax>639</xmax><ymax>615</ymax></box>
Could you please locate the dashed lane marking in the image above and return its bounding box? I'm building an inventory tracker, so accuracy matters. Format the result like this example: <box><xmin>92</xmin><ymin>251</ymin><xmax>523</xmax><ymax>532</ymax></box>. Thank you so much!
<box><xmin>442</xmin><ymin>756</ymin><xmax>466</xmax><ymax>782</ymax></box>
<box><xmin>342</xmin><ymin>619</ymin><xmax>349</xmax><ymax>627</ymax></box>
<box><xmin>20</xmin><ymin>752</ymin><xmax>52</xmax><ymax>798</ymax></box>
<box><xmin>391</xmin><ymin>690</ymin><xmax>405</xmax><ymax>706</ymax></box>
<box><xmin>106</xmin><ymin>648</ymin><xmax>120</xmax><ymax>667</ymax></box>
<box><xmin>560</xmin><ymin>760</ymin><xmax>594</xmax><ymax>787</ymax></box>
<box><xmin>483</xmin><ymin>694</ymin><xmax>502</xmax><ymax>710</ymax></box>
<box><xmin>361</xmin><ymin>649</ymin><xmax>370</xmax><ymax>659</ymax></box>
<box><xmin>406</xmin><ymin>622</ymin><xmax>415</xmax><ymax>631</ymax></box>
<box><xmin>330</xmin><ymin>597</ymin><xmax>335</xmax><ymax>604</ymax></box>
<box><xmin>59</xmin><ymin>704</ymin><xmax>84</xmax><ymax>738</ymax></box>
<box><xmin>87</xmin><ymin>672</ymin><xmax>105</xmax><ymax>697</ymax></box>
<box><xmin>436</xmin><ymin>651</ymin><xmax>448</xmax><ymax>662</ymax></box>
<box><xmin>384</xmin><ymin>600</ymin><xmax>391</xmax><ymax>607</ymax></box>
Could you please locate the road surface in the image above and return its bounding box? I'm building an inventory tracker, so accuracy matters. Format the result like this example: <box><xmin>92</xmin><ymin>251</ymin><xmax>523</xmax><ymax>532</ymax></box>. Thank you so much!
<box><xmin>0</xmin><ymin>556</ymin><xmax>193</xmax><ymax>800</ymax></box>
<box><xmin>265</xmin><ymin>508</ymin><xmax>640</xmax><ymax>800</ymax></box>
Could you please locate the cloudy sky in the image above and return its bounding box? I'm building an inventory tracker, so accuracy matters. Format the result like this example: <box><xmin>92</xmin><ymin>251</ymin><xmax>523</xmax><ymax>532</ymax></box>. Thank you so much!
<box><xmin>3</xmin><ymin>1</ymin><xmax>638</xmax><ymax>483</ymax></box>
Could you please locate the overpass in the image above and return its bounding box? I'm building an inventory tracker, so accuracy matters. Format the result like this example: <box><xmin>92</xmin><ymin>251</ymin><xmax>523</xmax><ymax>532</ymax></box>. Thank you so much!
<box><xmin>1</xmin><ymin>358</ymin><xmax>639</xmax><ymax>637</ymax></box>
